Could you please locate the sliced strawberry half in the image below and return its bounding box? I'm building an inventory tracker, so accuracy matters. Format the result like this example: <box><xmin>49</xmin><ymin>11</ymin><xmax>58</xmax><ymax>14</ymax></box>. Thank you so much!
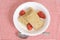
<box><xmin>37</xmin><ymin>11</ymin><xmax>46</xmax><ymax>19</ymax></box>
<box><xmin>27</xmin><ymin>23</ymin><xmax>33</xmax><ymax>30</ymax></box>
<box><xmin>19</xmin><ymin>10</ymin><xmax>25</xmax><ymax>16</ymax></box>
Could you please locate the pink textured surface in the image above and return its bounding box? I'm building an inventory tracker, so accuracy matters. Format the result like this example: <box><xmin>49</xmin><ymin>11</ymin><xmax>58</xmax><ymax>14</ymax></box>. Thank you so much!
<box><xmin>0</xmin><ymin>0</ymin><xmax>59</xmax><ymax>40</ymax></box>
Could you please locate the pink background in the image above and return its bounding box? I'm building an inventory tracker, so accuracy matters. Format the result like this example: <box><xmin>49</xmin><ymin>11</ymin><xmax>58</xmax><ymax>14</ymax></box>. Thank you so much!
<box><xmin>0</xmin><ymin>0</ymin><xmax>60</xmax><ymax>40</ymax></box>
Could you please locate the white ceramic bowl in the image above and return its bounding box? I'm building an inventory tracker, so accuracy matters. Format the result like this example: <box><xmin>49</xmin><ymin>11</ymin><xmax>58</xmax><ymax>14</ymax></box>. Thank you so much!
<box><xmin>13</xmin><ymin>2</ymin><xmax>50</xmax><ymax>36</ymax></box>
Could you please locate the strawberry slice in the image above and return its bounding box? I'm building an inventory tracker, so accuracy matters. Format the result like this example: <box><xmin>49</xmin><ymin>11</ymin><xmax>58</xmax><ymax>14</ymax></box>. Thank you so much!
<box><xmin>37</xmin><ymin>11</ymin><xmax>46</xmax><ymax>19</ymax></box>
<box><xmin>19</xmin><ymin>10</ymin><xmax>25</xmax><ymax>16</ymax></box>
<box><xmin>27</xmin><ymin>23</ymin><xmax>33</xmax><ymax>30</ymax></box>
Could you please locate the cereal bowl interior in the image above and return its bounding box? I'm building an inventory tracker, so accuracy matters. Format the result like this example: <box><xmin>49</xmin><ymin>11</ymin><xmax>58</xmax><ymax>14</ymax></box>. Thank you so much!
<box><xmin>13</xmin><ymin>2</ymin><xmax>50</xmax><ymax>36</ymax></box>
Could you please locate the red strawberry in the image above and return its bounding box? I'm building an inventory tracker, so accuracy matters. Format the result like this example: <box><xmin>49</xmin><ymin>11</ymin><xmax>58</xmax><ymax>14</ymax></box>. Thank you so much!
<box><xmin>37</xmin><ymin>11</ymin><xmax>46</xmax><ymax>19</ymax></box>
<box><xmin>27</xmin><ymin>23</ymin><xmax>33</xmax><ymax>30</ymax></box>
<box><xmin>19</xmin><ymin>10</ymin><xmax>25</xmax><ymax>16</ymax></box>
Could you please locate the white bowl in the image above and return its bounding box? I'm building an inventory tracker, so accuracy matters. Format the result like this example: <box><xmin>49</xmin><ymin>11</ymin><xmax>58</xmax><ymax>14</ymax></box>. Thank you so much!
<box><xmin>13</xmin><ymin>2</ymin><xmax>50</xmax><ymax>36</ymax></box>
